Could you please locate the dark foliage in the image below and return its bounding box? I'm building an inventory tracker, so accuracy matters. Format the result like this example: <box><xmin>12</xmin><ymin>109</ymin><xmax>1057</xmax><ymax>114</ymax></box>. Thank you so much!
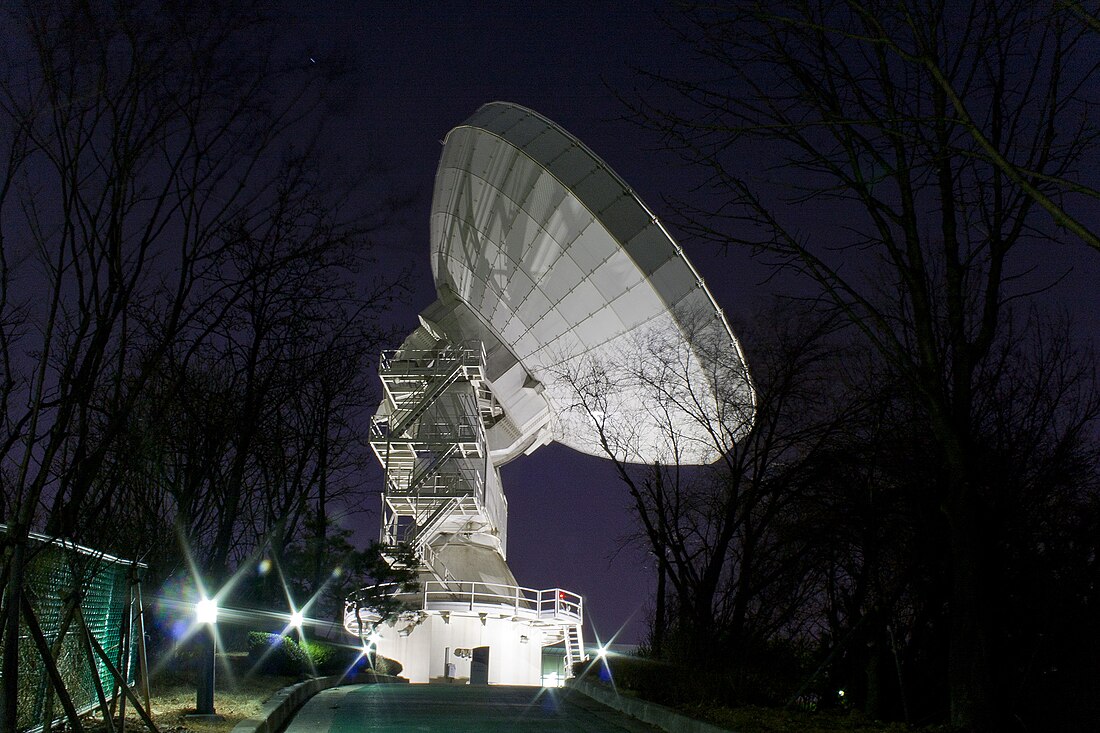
<box><xmin>577</xmin><ymin>643</ymin><xmax>809</xmax><ymax>709</ymax></box>
<box><xmin>247</xmin><ymin>632</ymin><xmax>312</xmax><ymax>677</ymax></box>
<box><xmin>246</xmin><ymin>632</ymin><xmax>403</xmax><ymax>678</ymax></box>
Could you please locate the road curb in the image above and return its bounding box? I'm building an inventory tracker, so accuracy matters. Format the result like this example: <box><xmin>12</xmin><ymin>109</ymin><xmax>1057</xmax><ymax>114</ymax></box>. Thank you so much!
<box><xmin>568</xmin><ymin>679</ymin><xmax>736</xmax><ymax>733</ymax></box>
<box><xmin>230</xmin><ymin>673</ymin><xmax>407</xmax><ymax>733</ymax></box>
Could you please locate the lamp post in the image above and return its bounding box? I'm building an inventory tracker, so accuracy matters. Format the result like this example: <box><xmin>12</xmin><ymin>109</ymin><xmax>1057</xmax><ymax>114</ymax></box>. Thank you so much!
<box><xmin>366</xmin><ymin>629</ymin><xmax>381</xmax><ymax>671</ymax></box>
<box><xmin>289</xmin><ymin>609</ymin><xmax>305</xmax><ymax>643</ymax></box>
<box><xmin>194</xmin><ymin>597</ymin><xmax>218</xmax><ymax>716</ymax></box>
<box><xmin>595</xmin><ymin>645</ymin><xmax>612</xmax><ymax>683</ymax></box>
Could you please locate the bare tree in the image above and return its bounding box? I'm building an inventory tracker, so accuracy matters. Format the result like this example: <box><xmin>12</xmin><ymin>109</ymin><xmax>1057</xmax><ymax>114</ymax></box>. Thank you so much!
<box><xmin>0</xmin><ymin>1</ymin><xmax>398</xmax><ymax>727</ymax></box>
<box><xmin>629</xmin><ymin>3</ymin><xmax>1099</xmax><ymax>727</ymax></box>
<box><xmin>558</xmin><ymin>301</ymin><xmax>848</xmax><ymax>691</ymax></box>
<box><xmin>63</xmin><ymin>165</ymin><xmax>395</xmax><ymax>590</ymax></box>
<box><xmin>920</xmin><ymin>0</ymin><xmax>1100</xmax><ymax>252</ymax></box>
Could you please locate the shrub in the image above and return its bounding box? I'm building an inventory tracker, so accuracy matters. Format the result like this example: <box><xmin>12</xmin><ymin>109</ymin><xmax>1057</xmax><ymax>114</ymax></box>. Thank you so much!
<box><xmin>247</xmin><ymin>632</ymin><xmax>405</xmax><ymax>679</ymax></box>
<box><xmin>247</xmin><ymin>632</ymin><xmax>310</xmax><ymax>676</ymax></box>
<box><xmin>579</xmin><ymin>655</ymin><xmax>685</xmax><ymax>705</ymax></box>
<box><xmin>300</xmin><ymin>639</ymin><xmax>376</xmax><ymax>676</ymax></box>
<box><xmin>300</xmin><ymin>639</ymin><xmax>404</xmax><ymax>677</ymax></box>
<box><xmin>576</xmin><ymin>641</ymin><xmax>811</xmax><ymax>709</ymax></box>
<box><xmin>371</xmin><ymin>654</ymin><xmax>403</xmax><ymax>677</ymax></box>
<box><xmin>299</xmin><ymin>640</ymin><xmax>340</xmax><ymax>674</ymax></box>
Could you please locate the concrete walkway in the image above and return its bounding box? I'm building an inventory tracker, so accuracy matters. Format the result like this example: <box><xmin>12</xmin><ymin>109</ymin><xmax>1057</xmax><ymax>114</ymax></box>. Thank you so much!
<box><xmin>282</xmin><ymin>684</ymin><xmax>664</xmax><ymax>733</ymax></box>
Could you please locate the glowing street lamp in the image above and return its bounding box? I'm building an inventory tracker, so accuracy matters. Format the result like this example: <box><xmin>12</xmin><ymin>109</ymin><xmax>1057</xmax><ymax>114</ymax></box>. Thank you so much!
<box><xmin>196</xmin><ymin>597</ymin><xmax>219</xmax><ymax>625</ymax></box>
<box><xmin>367</xmin><ymin>629</ymin><xmax>382</xmax><ymax>648</ymax></box>
<box><xmin>592</xmin><ymin>643</ymin><xmax>613</xmax><ymax>683</ymax></box>
<box><xmin>363</xmin><ymin>629</ymin><xmax>382</xmax><ymax>670</ymax></box>
<box><xmin>289</xmin><ymin>610</ymin><xmax>305</xmax><ymax>629</ymax></box>
<box><xmin>289</xmin><ymin>609</ymin><xmax>305</xmax><ymax>643</ymax></box>
<box><xmin>194</xmin><ymin>596</ymin><xmax>219</xmax><ymax>717</ymax></box>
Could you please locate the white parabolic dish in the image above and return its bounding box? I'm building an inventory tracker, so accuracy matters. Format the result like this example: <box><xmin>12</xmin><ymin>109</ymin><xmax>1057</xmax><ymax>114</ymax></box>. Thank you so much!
<box><xmin>430</xmin><ymin>102</ymin><xmax>754</xmax><ymax>465</ymax></box>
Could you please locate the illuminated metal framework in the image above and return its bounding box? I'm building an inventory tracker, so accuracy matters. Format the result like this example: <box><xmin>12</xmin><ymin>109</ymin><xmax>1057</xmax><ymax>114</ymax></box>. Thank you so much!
<box><xmin>370</xmin><ymin>340</ymin><xmax>502</xmax><ymax>580</ymax></box>
<box><xmin>364</xmin><ymin>336</ymin><xmax>585</xmax><ymax>675</ymax></box>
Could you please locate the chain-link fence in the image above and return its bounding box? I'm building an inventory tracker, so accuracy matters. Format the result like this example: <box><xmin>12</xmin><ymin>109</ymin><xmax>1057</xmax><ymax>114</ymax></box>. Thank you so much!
<box><xmin>2</xmin><ymin>528</ymin><xmax>144</xmax><ymax>732</ymax></box>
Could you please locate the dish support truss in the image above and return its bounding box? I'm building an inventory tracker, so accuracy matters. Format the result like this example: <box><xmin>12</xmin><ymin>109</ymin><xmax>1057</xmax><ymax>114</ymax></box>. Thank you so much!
<box><xmin>363</xmin><ymin>337</ymin><xmax>585</xmax><ymax>677</ymax></box>
<box><xmin>370</xmin><ymin>339</ymin><xmax>505</xmax><ymax>577</ymax></box>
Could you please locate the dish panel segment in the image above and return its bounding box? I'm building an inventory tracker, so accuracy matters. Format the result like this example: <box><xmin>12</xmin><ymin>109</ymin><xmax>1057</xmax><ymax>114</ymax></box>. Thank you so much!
<box><xmin>431</xmin><ymin>102</ymin><xmax>754</xmax><ymax>464</ymax></box>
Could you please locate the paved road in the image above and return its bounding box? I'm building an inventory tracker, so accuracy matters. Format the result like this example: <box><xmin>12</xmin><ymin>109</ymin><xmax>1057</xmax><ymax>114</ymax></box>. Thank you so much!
<box><xmin>282</xmin><ymin>684</ymin><xmax>663</xmax><ymax>733</ymax></box>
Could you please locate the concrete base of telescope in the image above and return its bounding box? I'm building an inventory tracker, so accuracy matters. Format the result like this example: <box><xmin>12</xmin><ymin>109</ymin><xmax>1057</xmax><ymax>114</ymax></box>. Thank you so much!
<box><xmin>371</xmin><ymin>611</ymin><xmax>554</xmax><ymax>685</ymax></box>
<box><xmin>347</xmin><ymin>541</ymin><xmax>583</xmax><ymax>686</ymax></box>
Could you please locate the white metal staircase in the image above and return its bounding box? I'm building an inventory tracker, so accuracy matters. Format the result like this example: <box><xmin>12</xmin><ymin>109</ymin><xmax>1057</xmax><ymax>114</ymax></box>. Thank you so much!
<box><xmin>565</xmin><ymin>623</ymin><xmax>585</xmax><ymax>674</ymax></box>
<box><xmin>384</xmin><ymin>364</ymin><xmax>465</xmax><ymax>438</ymax></box>
<box><xmin>369</xmin><ymin>339</ymin><xmax>501</xmax><ymax>581</ymax></box>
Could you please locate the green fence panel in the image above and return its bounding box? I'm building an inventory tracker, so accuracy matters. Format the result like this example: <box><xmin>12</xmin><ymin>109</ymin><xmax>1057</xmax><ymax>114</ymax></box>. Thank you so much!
<box><xmin>1</xmin><ymin>529</ymin><xmax>143</xmax><ymax>732</ymax></box>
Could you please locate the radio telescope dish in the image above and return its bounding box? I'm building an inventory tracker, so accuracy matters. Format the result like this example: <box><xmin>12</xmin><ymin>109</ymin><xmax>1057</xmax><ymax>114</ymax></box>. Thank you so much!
<box><xmin>346</xmin><ymin>102</ymin><xmax>754</xmax><ymax>685</ymax></box>
<box><xmin>430</xmin><ymin>102</ymin><xmax>754</xmax><ymax>465</ymax></box>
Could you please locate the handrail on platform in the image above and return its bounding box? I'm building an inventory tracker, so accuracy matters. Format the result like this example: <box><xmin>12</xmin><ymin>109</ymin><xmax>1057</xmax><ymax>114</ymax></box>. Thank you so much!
<box><xmin>344</xmin><ymin>580</ymin><xmax>582</xmax><ymax>638</ymax></box>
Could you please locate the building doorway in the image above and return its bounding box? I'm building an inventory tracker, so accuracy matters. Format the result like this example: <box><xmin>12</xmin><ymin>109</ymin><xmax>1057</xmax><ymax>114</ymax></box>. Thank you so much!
<box><xmin>470</xmin><ymin>646</ymin><xmax>490</xmax><ymax>685</ymax></box>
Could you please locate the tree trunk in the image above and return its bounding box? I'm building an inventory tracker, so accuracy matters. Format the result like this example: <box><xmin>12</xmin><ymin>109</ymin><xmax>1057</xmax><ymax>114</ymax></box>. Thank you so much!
<box><xmin>947</xmin><ymin>484</ymin><xmax>996</xmax><ymax>732</ymax></box>
<box><xmin>653</xmin><ymin>549</ymin><xmax>666</xmax><ymax>657</ymax></box>
<box><xmin>0</xmin><ymin>542</ymin><xmax>23</xmax><ymax>733</ymax></box>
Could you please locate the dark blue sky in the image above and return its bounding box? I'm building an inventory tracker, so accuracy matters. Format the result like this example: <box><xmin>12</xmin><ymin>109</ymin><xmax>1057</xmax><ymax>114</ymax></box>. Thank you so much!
<box><xmin>299</xmin><ymin>2</ymin><xmax>1100</xmax><ymax>646</ymax></box>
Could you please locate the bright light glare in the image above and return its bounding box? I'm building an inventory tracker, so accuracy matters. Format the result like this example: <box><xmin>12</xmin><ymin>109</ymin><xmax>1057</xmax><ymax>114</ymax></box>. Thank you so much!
<box><xmin>597</xmin><ymin>646</ymin><xmax>608</xmax><ymax>659</ymax></box>
<box><xmin>289</xmin><ymin>610</ymin><xmax>305</xmax><ymax>629</ymax></box>
<box><xmin>838</xmin><ymin>689</ymin><xmax>846</xmax><ymax>698</ymax></box>
<box><xmin>367</xmin><ymin>630</ymin><xmax>382</xmax><ymax>646</ymax></box>
<box><xmin>195</xmin><ymin>597</ymin><xmax>218</xmax><ymax>624</ymax></box>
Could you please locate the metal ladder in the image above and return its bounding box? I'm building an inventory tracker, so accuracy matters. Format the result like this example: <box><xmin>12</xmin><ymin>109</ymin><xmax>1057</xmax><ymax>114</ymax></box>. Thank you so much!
<box><xmin>564</xmin><ymin>624</ymin><xmax>585</xmax><ymax>676</ymax></box>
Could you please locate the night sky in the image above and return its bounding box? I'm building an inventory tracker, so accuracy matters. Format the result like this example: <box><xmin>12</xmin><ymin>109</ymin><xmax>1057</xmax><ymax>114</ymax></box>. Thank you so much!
<box><xmin>294</xmin><ymin>2</ymin><xmax>1100</xmax><ymax>646</ymax></box>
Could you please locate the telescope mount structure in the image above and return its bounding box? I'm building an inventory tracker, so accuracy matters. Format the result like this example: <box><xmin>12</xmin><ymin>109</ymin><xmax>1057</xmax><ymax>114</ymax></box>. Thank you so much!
<box><xmin>344</xmin><ymin>102</ymin><xmax>753</xmax><ymax>686</ymax></box>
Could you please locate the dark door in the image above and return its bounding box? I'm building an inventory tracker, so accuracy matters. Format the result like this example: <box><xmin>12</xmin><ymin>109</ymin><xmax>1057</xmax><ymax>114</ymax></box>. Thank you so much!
<box><xmin>470</xmin><ymin>646</ymin><xmax>489</xmax><ymax>685</ymax></box>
